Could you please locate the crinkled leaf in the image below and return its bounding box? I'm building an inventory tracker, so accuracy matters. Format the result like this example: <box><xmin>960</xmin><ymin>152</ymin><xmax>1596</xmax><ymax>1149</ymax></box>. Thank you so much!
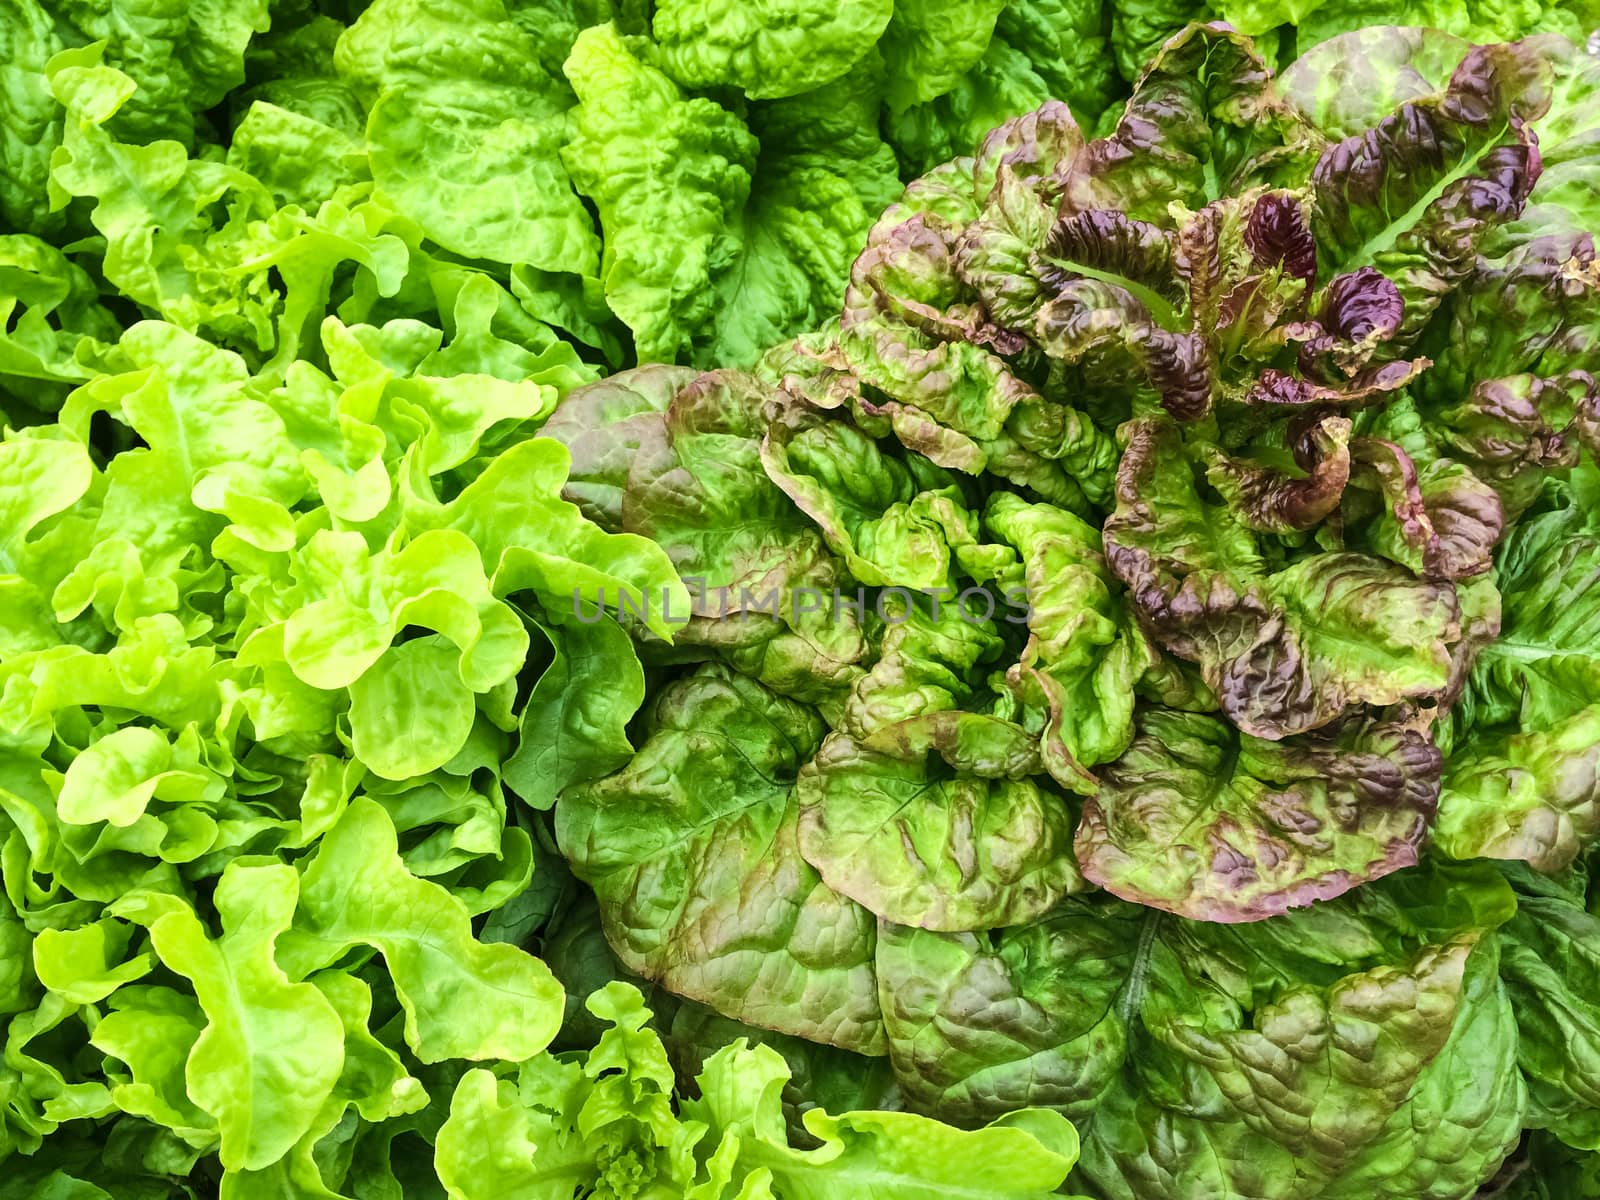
<box><xmin>125</xmin><ymin>865</ymin><xmax>344</xmax><ymax>1171</ymax></box>
<box><xmin>1436</xmin><ymin>504</ymin><xmax>1600</xmax><ymax>870</ymax></box>
<box><xmin>650</xmin><ymin>0</ymin><xmax>891</xmax><ymax>99</ymax></box>
<box><xmin>557</xmin><ymin>666</ymin><xmax>884</xmax><ymax>1054</ymax></box>
<box><xmin>796</xmin><ymin>728</ymin><xmax>1084</xmax><ymax>932</ymax></box>
<box><xmin>1077</xmin><ymin>708</ymin><xmax>1441</xmax><ymax>922</ymax></box>
<box><xmin>1104</xmin><ymin>418</ymin><xmax>1461</xmax><ymax>738</ymax></box>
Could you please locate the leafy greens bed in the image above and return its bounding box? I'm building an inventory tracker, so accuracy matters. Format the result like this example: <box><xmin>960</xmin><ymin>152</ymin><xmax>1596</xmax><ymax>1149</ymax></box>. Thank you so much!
<box><xmin>5</xmin><ymin>1</ymin><xmax>1600</xmax><ymax>1199</ymax></box>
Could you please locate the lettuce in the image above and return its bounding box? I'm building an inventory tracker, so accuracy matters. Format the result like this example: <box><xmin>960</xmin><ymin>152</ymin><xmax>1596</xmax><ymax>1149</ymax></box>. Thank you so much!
<box><xmin>0</xmin><ymin>37</ymin><xmax>687</xmax><ymax>1185</ymax></box>
<box><xmin>530</xmin><ymin>25</ymin><xmax>1600</xmax><ymax>1196</ymax></box>
<box><xmin>435</xmin><ymin>981</ymin><xmax>1086</xmax><ymax>1199</ymax></box>
<box><xmin>6</xmin><ymin>4</ymin><xmax>1600</xmax><ymax>1198</ymax></box>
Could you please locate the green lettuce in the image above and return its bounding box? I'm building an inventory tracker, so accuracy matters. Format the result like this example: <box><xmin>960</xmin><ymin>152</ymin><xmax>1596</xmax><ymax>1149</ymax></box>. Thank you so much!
<box><xmin>435</xmin><ymin>981</ymin><xmax>1087</xmax><ymax>1199</ymax></box>
<box><xmin>0</xmin><ymin>33</ymin><xmax>692</xmax><ymax>1177</ymax></box>
<box><xmin>878</xmin><ymin>863</ymin><xmax>1527</xmax><ymax>1199</ymax></box>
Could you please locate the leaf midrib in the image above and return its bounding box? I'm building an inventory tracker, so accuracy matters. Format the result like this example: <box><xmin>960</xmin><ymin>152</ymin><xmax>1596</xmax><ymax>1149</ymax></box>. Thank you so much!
<box><xmin>1342</xmin><ymin>115</ymin><xmax>1514</xmax><ymax>268</ymax></box>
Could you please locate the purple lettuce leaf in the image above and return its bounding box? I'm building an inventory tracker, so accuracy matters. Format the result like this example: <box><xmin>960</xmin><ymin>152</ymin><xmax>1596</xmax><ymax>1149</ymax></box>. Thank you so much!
<box><xmin>1200</xmin><ymin>414</ymin><xmax>1354</xmax><ymax>535</ymax></box>
<box><xmin>1075</xmin><ymin>707</ymin><xmax>1442</xmax><ymax>922</ymax></box>
<box><xmin>541</xmin><ymin>363</ymin><xmax>699</xmax><ymax>529</ymax></box>
<box><xmin>1104</xmin><ymin>417</ymin><xmax>1463</xmax><ymax>738</ymax></box>
<box><xmin>1429</xmin><ymin>370</ymin><xmax>1600</xmax><ymax>518</ymax></box>
<box><xmin>1059</xmin><ymin>24</ymin><xmax>1285</xmax><ymax>224</ymax></box>
<box><xmin>1309</xmin><ymin>41</ymin><xmax>1547</xmax><ymax>343</ymax></box>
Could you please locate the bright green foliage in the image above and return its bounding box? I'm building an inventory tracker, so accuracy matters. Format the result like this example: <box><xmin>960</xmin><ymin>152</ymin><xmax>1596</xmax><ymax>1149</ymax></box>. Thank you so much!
<box><xmin>434</xmin><ymin>981</ymin><xmax>1088</xmax><ymax>1199</ymax></box>
<box><xmin>0</xmin><ymin>25</ymin><xmax>687</xmax><ymax>1184</ymax></box>
<box><xmin>651</xmin><ymin>0</ymin><xmax>894</xmax><ymax>99</ymax></box>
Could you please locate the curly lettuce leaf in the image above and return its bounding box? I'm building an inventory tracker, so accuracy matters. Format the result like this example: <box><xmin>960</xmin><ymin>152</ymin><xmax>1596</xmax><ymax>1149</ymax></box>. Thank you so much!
<box><xmin>1350</xmin><ymin>440</ymin><xmax>1507</xmax><ymax>581</ymax></box>
<box><xmin>1103</xmin><ymin>418</ymin><xmax>1462</xmax><ymax>738</ymax></box>
<box><xmin>400</xmin><ymin>434</ymin><xmax>690</xmax><ymax>643</ymax></box>
<box><xmin>1305</xmin><ymin>40</ymin><xmax>1546</xmax><ymax>341</ymax></box>
<box><xmin>986</xmin><ymin>492</ymin><xmax>1150</xmax><ymax>788</ymax></box>
<box><xmin>0</xmin><ymin>235</ymin><xmax>118</xmax><ymax>416</ymax></box>
<box><xmin>436</xmin><ymin>982</ymin><xmax>699</xmax><ymax>1200</ymax></box>
<box><xmin>663</xmin><ymin>999</ymin><xmax>903</xmax><ymax>1145</ymax></box>
<box><xmin>684</xmin><ymin>1036</ymin><xmax>1086</xmax><ymax>1199</ymax></box>
<box><xmin>438</xmin><ymin>981</ymin><xmax>1086</xmax><ymax>1200</ymax></box>
<box><xmin>0</xmin><ymin>436</ymin><xmax>94</xmax><ymax>656</ymax></box>
<box><xmin>46</xmin><ymin>50</ymin><xmax>413</xmax><ymax>367</ymax></box>
<box><xmin>119</xmin><ymin>865</ymin><xmax>345</xmax><ymax>1171</ymax></box>
<box><xmin>1064</xmin><ymin>24</ymin><xmax>1282</xmax><ymax>224</ymax></box>
<box><xmin>280</xmin><ymin>798</ymin><xmax>565</xmax><ymax>1064</ymax></box>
